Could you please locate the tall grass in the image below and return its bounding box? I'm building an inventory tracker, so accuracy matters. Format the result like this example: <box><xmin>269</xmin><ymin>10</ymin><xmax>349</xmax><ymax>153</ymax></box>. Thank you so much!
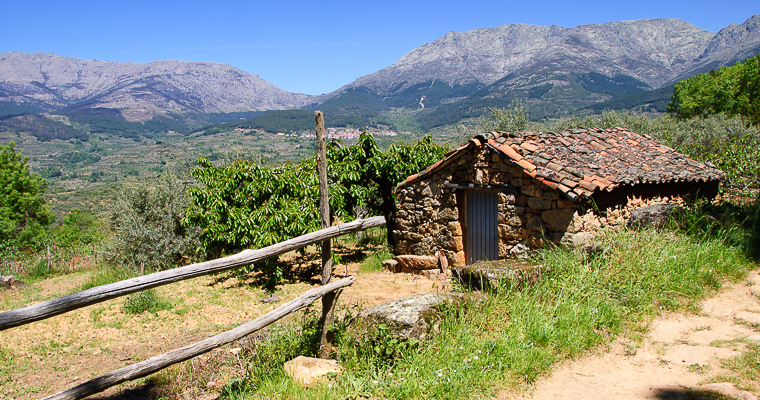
<box><xmin>218</xmin><ymin>207</ymin><xmax>756</xmax><ymax>399</ymax></box>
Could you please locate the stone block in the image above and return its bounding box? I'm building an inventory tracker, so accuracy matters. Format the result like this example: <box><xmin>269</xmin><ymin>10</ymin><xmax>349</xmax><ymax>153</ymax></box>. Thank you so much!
<box><xmin>541</xmin><ymin>209</ymin><xmax>577</xmax><ymax>231</ymax></box>
<box><xmin>395</xmin><ymin>255</ymin><xmax>439</xmax><ymax>270</ymax></box>
<box><xmin>498</xmin><ymin>224</ymin><xmax>523</xmax><ymax>242</ymax></box>
<box><xmin>500</xmin><ymin>212</ymin><xmax>524</xmax><ymax>227</ymax></box>
<box><xmin>521</xmin><ymin>184</ymin><xmax>543</xmax><ymax>198</ymax></box>
<box><xmin>526</xmin><ymin>214</ymin><xmax>544</xmax><ymax>231</ymax></box>
<box><xmin>438</xmin><ymin>235</ymin><xmax>464</xmax><ymax>252</ymax></box>
<box><xmin>452</xmin><ymin>250</ymin><xmax>466</xmax><ymax>267</ymax></box>
<box><xmin>453</xmin><ymin>260</ymin><xmax>549</xmax><ymax>292</ymax></box>
<box><xmin>447</xmin><ymin>221</ymin><xmax>463</xmax><ymax>236</ymax></box>
<box><xmin>557</xmin><ymin>198</ymin><xmax>575</xmax><ymax>208</ymax></box>
<box><xmin>527</xmin><ymin>197</ymin><xmax>552</xmax><ymax>210</ymax></box>
<box><xmin>439</xmin><ymin>207</ymin><xmax>459</xmax><ymax>221</ymax></box>
<box><xmin>542</xmin><ymin>190</ymin><xmax>559</xmax><ymax>200</ymax></box>
<box><xmin>284</xmin><ymin>356</ymin><xmax>342</xmax><ymax>387</ymax></box>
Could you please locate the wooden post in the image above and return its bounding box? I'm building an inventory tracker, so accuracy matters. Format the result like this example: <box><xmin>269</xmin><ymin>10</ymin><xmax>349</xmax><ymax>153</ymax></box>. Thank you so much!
<box><xmin>315</xmin><ymin>111</ymin><xmax>336</xmax><ymax>357</ymax></box>
<box><xmin>315</xmin><ymin>111</ymin><xmax>331</xmax><ymax>284</ymax></box>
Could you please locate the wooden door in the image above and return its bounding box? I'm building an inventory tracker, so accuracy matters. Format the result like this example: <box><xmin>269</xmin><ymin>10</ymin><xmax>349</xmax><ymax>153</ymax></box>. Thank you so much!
<box><xmin>466</xmin><ymin>191</ymin><xmax>498</xmax><ymax>264</ymax></box>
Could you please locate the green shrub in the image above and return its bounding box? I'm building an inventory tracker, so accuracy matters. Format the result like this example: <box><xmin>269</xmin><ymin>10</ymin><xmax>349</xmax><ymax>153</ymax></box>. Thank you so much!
<box><xmin>122</xmin><ymin>289</ymin><xmax>173</xmax><ymax>314</ymax></box>
<box><xmin>104</xmin><ymin>172</ymin><xmax>201</xmax><ymax>273</ymax></box>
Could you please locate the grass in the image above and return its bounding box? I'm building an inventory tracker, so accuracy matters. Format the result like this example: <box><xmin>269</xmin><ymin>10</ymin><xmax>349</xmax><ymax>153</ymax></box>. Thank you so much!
<box><xmin>122</xmin><ymin>289</ymin><xmax>173</xmax><ymax>315</ymax></box>
<box><xmin>210</xmin><ymin>204</ymin><xmax>757</xmax><ymax>399</ymax></box>
<box><xmin>359</xmin><ymin>249</ymin><xmax>393</xmax><ymax>274</ymax></box>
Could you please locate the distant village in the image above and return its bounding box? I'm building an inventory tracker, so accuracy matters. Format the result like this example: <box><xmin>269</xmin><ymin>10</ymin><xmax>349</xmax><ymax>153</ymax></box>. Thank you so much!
<box><xmin>233</xmin><ymin>127</ymin><xmax>404</xmax><ymax>139</ymax></box>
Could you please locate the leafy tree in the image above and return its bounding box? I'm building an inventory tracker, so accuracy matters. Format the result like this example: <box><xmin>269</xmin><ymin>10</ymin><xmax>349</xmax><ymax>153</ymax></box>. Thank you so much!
<box><xmin>668</xmin><ymin>54</ymin><xmax>760</xmax><ymax>125</ymax></box>
<box><xmin>0</xmin><ymin>141</ymin><xmax>53</xmax><ymax>248</ymax></box>
<box><xmin>184</xmin><ymin>133</ymin><xmax>446</xmax><ymax>286</ymax></box>
<box><xmin>329</xmin><ymin>133</ymin><xmax>446</xmax><ymax>246</ymax></box>
<box><xmin>51</xmin><ymin>208</ymin><xmax>103</xmax><ymax>250</ymax></box>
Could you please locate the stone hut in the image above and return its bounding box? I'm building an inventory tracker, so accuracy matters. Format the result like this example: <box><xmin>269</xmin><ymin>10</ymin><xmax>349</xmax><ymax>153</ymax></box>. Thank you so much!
<box><xmin>393</xmin><ymin>128</ymin><xmax>724</xmax><ymax>267</ymax></box>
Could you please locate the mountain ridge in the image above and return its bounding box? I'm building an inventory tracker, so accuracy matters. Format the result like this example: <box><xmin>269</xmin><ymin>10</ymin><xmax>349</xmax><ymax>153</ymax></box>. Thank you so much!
<box><xmin>1</xmin><ymin>14</ymin><xmax>758</xmax><ymax>127</ymax></box>
<box><xmin>0</xmin><ymin>52</ymin><xmax>317</xmax><ymax>121</ymax></box>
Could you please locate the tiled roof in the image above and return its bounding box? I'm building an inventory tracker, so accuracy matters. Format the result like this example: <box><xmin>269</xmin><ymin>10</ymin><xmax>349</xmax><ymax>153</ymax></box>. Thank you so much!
<box><xmin>398</xmin><ymin>127</ymin><xmax>724</xmax><ymax>200</ymax></box>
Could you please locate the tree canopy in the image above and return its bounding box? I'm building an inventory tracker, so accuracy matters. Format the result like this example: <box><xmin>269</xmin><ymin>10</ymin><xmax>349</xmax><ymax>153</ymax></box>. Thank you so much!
<box><xmin>184</xmin><ymin>133</ymin><xmax>446</xmax><ymax>284</ymax></box>
<box><xmin>668</xmin><ymin>54</ymin><xmax>760</xmax><ymax>125</ymax></box>
<box><xmin>0</xmin><ymin>141</ymin><xmax>53</xmax><ymax>248</ymax></box>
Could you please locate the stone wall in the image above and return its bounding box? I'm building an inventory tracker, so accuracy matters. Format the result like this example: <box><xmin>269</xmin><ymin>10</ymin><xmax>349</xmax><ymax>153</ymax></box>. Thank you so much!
<box><xmin>393</xmin><ymin>145</ymin><xmax>682</xmax><ymax>267</ymax></box>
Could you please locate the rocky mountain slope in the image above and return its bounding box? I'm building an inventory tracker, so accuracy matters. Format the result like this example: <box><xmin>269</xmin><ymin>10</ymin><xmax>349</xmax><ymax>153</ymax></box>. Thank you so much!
<box><xmin>0</xmin><ymin>52</ymin><xmax>316</xmax><ymax>121</ymax></box>
<box><xmin>332</xmin><ymin>14</ymin><xmax>760</xmax><ymax>116</ymax></box>
<box><xmin>1</xmin><ymin>15</ymin><xmax>758</xmax><ymax>129</ymax></box>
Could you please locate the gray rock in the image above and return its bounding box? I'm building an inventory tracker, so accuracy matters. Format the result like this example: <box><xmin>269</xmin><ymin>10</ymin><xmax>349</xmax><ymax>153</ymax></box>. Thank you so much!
<box><xmin>382</xmin><ymin>259</ymin><xmax>399</xmax><ymax>272</ymax></box>
<box><xmin>351</xmin><ymin>293</ymin><xmax>463</xmax><ymax>341</ymax></box>
<box><xmin>453</xmin><ymin>260</ymin><xmax>549</xmax><ymax>292</ymax></box>
<box><xmin>627</xmin><ymin>204</ymin><xmax>683</xmax><ymax>230</ymax></box>
<box><xmin>0</xmin><ymin>276</ymin><xmax>29</xmax><ymax>290</ymax></box>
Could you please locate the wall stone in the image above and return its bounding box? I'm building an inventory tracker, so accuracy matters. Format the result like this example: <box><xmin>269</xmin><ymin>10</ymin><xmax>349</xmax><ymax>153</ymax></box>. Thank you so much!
<box><xmin>393</xmin><ymin>144</ymin><xmax>687</xmax><ymax>267</ymax></box>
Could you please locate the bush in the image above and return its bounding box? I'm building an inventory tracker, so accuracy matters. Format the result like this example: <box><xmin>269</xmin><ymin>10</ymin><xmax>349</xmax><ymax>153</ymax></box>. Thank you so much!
<box><xmin>104</xmin><ymin>172</ymin><xmax>201</xmax><ymax>273</ymax></box>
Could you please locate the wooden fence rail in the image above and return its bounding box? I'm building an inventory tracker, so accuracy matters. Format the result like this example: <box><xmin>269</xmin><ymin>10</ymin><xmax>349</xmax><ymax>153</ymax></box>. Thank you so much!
<box><xmin>40</xmin><ymin>276</ymin><xmax>356</xmax><ymax>400</ymax></box>
<box><xmin>0</xmin><ymin>216</ymin><xmax>385</xmax><ymax>331</ymax></box>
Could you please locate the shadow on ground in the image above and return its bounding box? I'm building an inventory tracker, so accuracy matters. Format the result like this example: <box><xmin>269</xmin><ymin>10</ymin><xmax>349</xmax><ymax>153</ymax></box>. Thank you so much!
<box><xmin>653</xmin><ymin>387</ymin><xmax>736</xmax><ymax>400</ymax></box>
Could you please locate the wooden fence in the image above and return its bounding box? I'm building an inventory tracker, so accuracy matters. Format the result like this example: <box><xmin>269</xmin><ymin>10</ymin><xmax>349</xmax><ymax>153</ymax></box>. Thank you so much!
<box><xmin>0</xmin><ymin>216</ymin><xmax>386</xmax><ymax>400</ymax></box>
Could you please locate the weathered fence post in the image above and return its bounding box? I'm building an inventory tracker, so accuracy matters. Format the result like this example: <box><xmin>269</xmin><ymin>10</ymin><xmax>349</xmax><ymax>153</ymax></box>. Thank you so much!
<box><xmin>315</xmin><ymin>111</ymin><xmax>339</xmax><ymax>357</ymax></box>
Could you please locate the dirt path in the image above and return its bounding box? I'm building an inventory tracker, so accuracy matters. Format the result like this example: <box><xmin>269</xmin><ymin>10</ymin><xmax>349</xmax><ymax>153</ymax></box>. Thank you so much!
<box><xmin>501</xmin><ymin>271</ymin><xmax>760</xmax><ymax>400</ymax></box>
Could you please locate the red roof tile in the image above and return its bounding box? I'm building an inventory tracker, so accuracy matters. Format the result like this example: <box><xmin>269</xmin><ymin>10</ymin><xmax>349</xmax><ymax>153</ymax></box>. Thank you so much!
<box><xmin>397</xmin><ymin>128</ymin><xmax>725</xmax><ymax>199</ymax></box>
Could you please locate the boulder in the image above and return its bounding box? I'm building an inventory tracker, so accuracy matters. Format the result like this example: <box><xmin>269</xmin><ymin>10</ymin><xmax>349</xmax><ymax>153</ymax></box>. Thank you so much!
<box><xmin>627</xmin><ymin>204</ymin><xmax>682</xmax><ymax>230</ymax></box>
<box><xmin>351</xmin><ymin>293</ymin><xmax>463</xmax><ymax>341</ymax></box>
<box><xmin>394</xmin><ymin>255</ymin><xmax>439</xmax><ymax>270</ymax></box>
<box><xmin>283</xmin><ymin>356</ymin><xmax>341</xmax><ymax>387</ymax></box>
<box><xmin>453</xmin><ymin>260</ymin><xmax>549</xmax><ymax>292</ymax></box>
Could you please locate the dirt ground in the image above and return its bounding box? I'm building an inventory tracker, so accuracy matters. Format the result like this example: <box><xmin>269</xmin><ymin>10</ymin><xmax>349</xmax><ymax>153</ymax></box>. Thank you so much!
<box><xmin>0</xmin><ymin>252</ymin><xmax>451</xmax><ymax>400</ymax></box>
<box><xmin>3</xmin><ymin>254</ymin><xmax>759</xmax><ymax>400</ymax></box>
<box><xmin>500</xmin><ymin>271</ymin><xmax>760</xmax><ymax>400</ymax></box>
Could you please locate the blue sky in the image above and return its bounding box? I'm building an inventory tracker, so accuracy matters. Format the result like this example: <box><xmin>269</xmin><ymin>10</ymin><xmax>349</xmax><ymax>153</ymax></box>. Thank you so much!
<box><xmin>1</xmin><ymin>1</ymin><xmax>757</xmax><ymax>95</ymax></box>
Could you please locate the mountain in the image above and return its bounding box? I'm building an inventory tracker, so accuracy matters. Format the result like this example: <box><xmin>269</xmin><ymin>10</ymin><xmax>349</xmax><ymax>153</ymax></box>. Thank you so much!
<box><xmin>1</xmin><ymin>15</ymin><xmax>758</xmax><ymax>134</ymax></box>
<box><xmin>0</xmin><ymin>52</ymin><xmax>317</xmax><ymax>121</ymax></box>
<box><xmin>327</xmin><ymin>15</ymin><xmax>760</xmax><ymax>123</ymax></box>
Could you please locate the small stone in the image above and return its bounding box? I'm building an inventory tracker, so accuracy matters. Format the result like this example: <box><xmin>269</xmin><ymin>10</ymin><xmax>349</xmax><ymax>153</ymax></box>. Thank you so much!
<box><xmin>229</xmin><ymin>347</ymin><xmax>241</xmax><ymax>355</ymax></box>
<box><xmin>284</xmin><ymin>356</ymin><xmax>342</xmax><ymax>387</ymax></box>
<box><xmin>382</xmin><ymin>259</ymin><xmax>399</xmax><ymax>272</ymax></box>
<box><xmin>395</xmin><ymin>255</ymin><xmax>439</xmax><ymax>270</ymax></box>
